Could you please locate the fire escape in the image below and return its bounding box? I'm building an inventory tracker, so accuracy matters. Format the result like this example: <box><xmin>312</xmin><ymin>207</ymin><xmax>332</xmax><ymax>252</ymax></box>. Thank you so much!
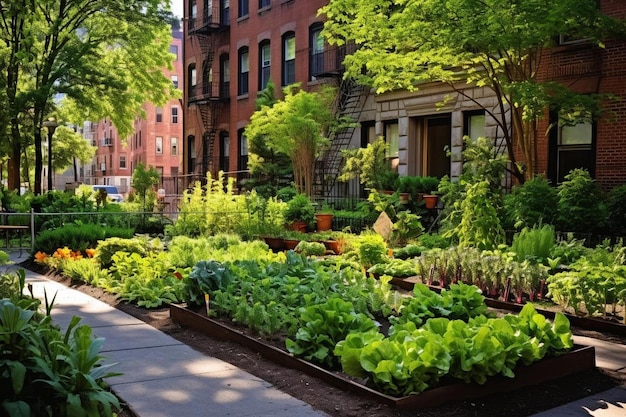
<box><xmin>312</xmin><ymin>44</ymin><xmax>369</xmax><ymax>197</ymax></box>
<box><xmin>187</xmin><ymin>3</ymin><xmax>229</xmax><ymax>179</ymax></box>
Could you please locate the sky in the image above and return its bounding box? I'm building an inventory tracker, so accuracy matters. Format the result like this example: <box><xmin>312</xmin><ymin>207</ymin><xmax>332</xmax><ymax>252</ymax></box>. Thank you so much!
<box><xmin>171</xmin><ymin>0</ymin><xmax>184</xmax><ymax>18</ymax></box>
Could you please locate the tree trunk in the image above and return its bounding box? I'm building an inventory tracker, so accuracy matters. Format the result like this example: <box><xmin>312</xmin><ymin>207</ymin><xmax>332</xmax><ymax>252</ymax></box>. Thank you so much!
<box><xmin>7</xmin><ymin>123</ymin><xmax>21</xmax><ymax>192</ymax></box>
<box><xmin>34</xmin><ymin>129</ymin><xmax>43</xmax><ymax>195</ymax></box>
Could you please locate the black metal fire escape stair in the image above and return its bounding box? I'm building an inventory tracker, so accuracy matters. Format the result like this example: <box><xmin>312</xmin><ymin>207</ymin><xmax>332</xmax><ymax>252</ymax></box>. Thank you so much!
<box><xmin>188</xmin><ymin>9</ymin><xmax>226</xmax><ymax>178</ymax></box>
<box><xmin>314</xmin><ymin>77</ymin><xmax>368</xmax><ymax>197</ymax></box>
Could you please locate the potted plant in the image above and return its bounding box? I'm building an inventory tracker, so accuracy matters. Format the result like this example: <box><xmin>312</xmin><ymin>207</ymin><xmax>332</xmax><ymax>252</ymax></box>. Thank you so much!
<box><xmin>420</xmin><ymin>176</ymin><xmax>441</xmax><ymax>209</ymax></box>
<box><xmin>284</xmin><ymin>193</ymin><xmax>315</xmax><ymax>232</ymax></box>
<box><xmin>315</xmin><ymin>203</ymin><xmax>334</xmax><ymax>232</ymax></box>
<box><xmin>398</xmin><ymin>176</ymin><xmax>421</xmax><ymax>204</ymax></box>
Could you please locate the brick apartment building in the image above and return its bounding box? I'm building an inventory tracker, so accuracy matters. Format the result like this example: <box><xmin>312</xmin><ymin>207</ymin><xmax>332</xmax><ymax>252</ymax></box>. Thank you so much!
<box><xmin>182</xmin><ymin>0</ymin><xmax>626</xmax><ymax>194</ymax></box>
<box><xmin>85</xmin><ymin>29</ymin><xmax>184</xmax><ymax>197</ymax></box>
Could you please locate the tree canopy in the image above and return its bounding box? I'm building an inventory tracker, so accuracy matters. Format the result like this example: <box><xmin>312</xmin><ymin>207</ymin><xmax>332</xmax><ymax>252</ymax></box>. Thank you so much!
<box><xmin>245</xmin><ymin>84</ymin><xmax>336</xmax><ymax>197</ymax></box>
<box><xmin>320</xmin><ymin>0</ymin><xmax>625</xmax><ymax>182</ymax></box>
<box><xmin>0</xmin><ymin>0</ymin><xmax>178</xmax><ymax>193</ymax></box>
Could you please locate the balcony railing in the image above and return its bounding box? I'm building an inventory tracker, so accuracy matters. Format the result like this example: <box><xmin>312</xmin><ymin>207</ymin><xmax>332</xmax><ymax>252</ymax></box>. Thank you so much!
<box><xmin>188</xmin><ymin>81</ymin><xmax>230</xmax><ymax>103</ymax></box>
<box><xmin>187</xmin><ymin>6</ymin><xmax>230</xmax><ymax>33</ymax></box>
<box><xmin>310</xmin><ymin>43</ymin><xmax>358</xmax><ymax>78</ymax></box>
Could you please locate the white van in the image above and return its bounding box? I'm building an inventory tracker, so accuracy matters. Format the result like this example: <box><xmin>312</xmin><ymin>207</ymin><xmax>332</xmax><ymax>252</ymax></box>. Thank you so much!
<box><xmin>92</xmin><ymin>185</ymin><xmax>124</xmax><ymax>203</ymax></box>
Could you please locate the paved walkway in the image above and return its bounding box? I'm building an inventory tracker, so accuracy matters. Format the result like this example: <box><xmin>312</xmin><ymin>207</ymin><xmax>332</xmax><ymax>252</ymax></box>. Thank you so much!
<box><xmin>4</xmin><ymin>250</ymin><xmax>626</xmax><ymax>416</ymax></box>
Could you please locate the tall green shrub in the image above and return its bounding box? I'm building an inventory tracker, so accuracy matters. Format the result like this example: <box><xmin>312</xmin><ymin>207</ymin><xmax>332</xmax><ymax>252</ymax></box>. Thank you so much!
<box><xmin>556</xmin><ymin>169</ymin><xmax>606</xmax><ymax>233</ymax></box>
<box><xmin>456</xmin><ymin>180</ymin><xmax>505</xmax><ymax>250</ymax></box>
<box><xmin>606</xmin><ymin>184</ymin><xmax>626</xmax><ymax>235</ymax></box>
<box><xmin>33</xmin><ymin>224</ymin><xmax>134</xmax><ymax>255</ymax></box>
<box><xmin>504</xmin><ymin>176</ymin><xmax>558</xmax><ymax>229</ymax></box>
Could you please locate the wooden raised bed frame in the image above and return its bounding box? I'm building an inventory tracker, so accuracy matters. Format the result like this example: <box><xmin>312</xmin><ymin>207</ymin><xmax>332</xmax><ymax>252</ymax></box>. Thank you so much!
<box><xmin>170</xmin><ymin>303</ymin><xmax>596</xmax><ymax>410</ymax></box>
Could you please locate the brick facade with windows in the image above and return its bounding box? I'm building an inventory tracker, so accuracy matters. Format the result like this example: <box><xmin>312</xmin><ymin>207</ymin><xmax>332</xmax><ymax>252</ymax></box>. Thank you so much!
<box><xmin>183</xmin><ymin>1</ymin><xmax>626</xmax><ymax>192</ymax></box>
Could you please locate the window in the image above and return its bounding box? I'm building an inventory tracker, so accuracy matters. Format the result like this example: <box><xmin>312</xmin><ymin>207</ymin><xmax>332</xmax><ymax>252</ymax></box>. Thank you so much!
<box><xmin>221</xmin><ymin>0</ymin><xmax>230</xmax><ymax>24</ymax></box>
<box><xmin>204</xmin><ymin>0</ymin><xmax>213</xmax><ymax>21</ymax></box>
<box><xmin>259</xmin><ymin>0</ymin><xmax>270</xmax><ymax>9</ymax></box>
<box><xmin>219</xmin><ymin>132</ymin><xmax>230</xmax><ymax>172</ymax></box>
<box><xmin>310</xmin><ymin>24</ymin><xmax>324</xmax><ymax>79</ymax></box>
<box><xmin>119</xmin><ymin>155</ymin><xmax>127</xmax><ymax>169</ymax></box>
<box><xmin>188</xmin><ymin>64</ymin><xmax>197</xmax><ymax>98</ymax></box>
<box><xmin>171</xmin><ymin>167</ymin><xmax>179</xmax><ymax>176</ymax></box>
<box><xmin>169</xmin><ymin>45</ymin><xmax>179</xmax><ymax>61</ymax></box>
<box><xmin>464</xmin><ymin>111</ymin><xmax>486</xmax><ymax>142</ymax></box>
<box><xmin>156</xmin><ymin>166</ymin><xmax>164</xmax><ymax>177</ymax></box>
<box><xmin>156</xmin><ymin>136</ymin><xmax>163</xmax><ymax>154</ymax></box>
<box><xmin>259</xmin><ymin>41</ymin><xmax>271</xmax><ymax>90</ymax></box>
<box><xmin>171</xmin><ymin>107</ymin><xmax>179</xmax><ymax>124</ymax></box>
<box><xmin>282</xmin><ymin>32</ymin><xmax>295</xmax><ymax>86</ymax></box>
<box><xmin>238</xmin><ymin>0</ymin><xmax>248</xmax><ymax>17</ymax></box>
<box><xmin>220</xmin><ymin>55</ymin><xmax>230</xmax><ymax>98</ymax></box>
<box><xmin>171</xmin><ymin>137</ymin><xmax>178</xmax><ymax>156</ymax></box>
<box><xmin>187</xmin><ymin>135</ymin><xmax>196</xmax><ymax>174</ymax></box>
<box><xmin>384</xmin><ymin>121</ymin><xmax>399</xmax><ymax>171</ymax></box>
<box><xmin>550</xmin><ymin>117</ymin><xmax>595</xmax><ymax>184</ymax></box>
<box><xmin>238</xmin><ymin>47</ymin><xmax>249</xmax><ymax>95</ymax></box>
<box><xmin>156</xmin><ymin>107</ymin><xmax>163</xmax><ymax>123</ymax></box>
<box><xmin>424</xmin><ymin>115</ymin><xmax>451</xmax><ymax>178</ymax></box>
<box><xmin>189</xmin><ymin>0</ymin><xmax>197</xmax><ymax>29</ymax></box>
<box><xmin>171</xmin><ymin>75</ymin><xmax>179</xmax><ymax>89</ymax></box>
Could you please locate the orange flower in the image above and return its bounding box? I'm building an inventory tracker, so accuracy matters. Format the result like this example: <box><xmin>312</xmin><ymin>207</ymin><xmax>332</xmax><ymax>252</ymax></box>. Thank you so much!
<box><xmin>85</xmin><ymin>248</ymin><xmax>96</xmax><ymax>258</ymax></box>
<box><xmin>53</xmin><ymin>247</ymin><xmax>72</xmax><ymax>259</ymax></box>
<box><xmin>71</xmin><ymin>251</ymin><xmax>83</xmax><ymax>260</ymax></box>
<box><xmin>34</xmin><ymin>251</ymin><xmax>48</xmax><ymax>263</ymax></box>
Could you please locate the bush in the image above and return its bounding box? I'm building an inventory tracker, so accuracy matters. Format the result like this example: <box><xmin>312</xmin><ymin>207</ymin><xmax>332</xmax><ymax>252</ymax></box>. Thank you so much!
<box><xmin>96</xmin><ymin>236</ymin><xmax>162</xmax><ymax>268</ymax></box>
<box><xmin>556</xmin><ymin>169</ymin><xmax>606</xmax><ymax>233</ymax></box>
<box><xmin>0</xmin><ymin>299</ymin><xmax>120</xmax><ymax>416</ymax></box>
<box><xmin>295</xmin><ymin>241</ymin><xmax>326</xmax><ymax>256</ymax></box>
<box><xmin>606</xmin><ymin>184</ymin><xmax>626</xmax><ymax>235</ymax></box>
<box><xmin>356</xmin><ymin>233</ymin><xmax>388</xmax><ymax>269</ymax></box>
<box><xmin>33</xmin><ymin>223</ymin><xmax>134</xmax><ymax>256</ymax></box>
<box><xmin>504</xmin><ymin>176</ymin><xmax>558</xmax><ymax>230</ymax></box>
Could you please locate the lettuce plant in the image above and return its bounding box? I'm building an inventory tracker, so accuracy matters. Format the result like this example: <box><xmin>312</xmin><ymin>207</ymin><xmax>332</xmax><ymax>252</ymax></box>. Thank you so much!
<box><xmin>286</xmin><ymin>297</ymin><xmax>378</xmax><ymax>368</ymax></box>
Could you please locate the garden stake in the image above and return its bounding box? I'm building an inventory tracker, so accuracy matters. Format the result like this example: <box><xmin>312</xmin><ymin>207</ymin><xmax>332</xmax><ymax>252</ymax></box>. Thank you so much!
<box><xmin>205</xmin><ymin>293</ymin><xmax>210</xmax><ymax>316</ymax></box>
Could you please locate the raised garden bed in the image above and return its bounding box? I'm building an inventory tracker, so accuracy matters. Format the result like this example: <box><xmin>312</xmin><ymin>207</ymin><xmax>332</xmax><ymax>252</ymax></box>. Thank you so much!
<box><xmin>387</xmin><ymin>276</ymin><xmax>626</xmax><ymax>337</ymax></box>
<box><xmin>170</xmin><ymin>303</ymin><xmax>596</xmax><ymax>410</ymax></box>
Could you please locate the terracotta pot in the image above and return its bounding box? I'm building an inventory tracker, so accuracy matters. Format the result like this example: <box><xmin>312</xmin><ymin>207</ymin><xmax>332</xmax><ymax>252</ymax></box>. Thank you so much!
<box><xmin>399</xmin><ymin>193</ymin><xmax>410</xmax><ymax>204</ymax></box>
<box><xmin>423</xmin><ymin>194</ymin><xmax>439</xmax><ymax>209</ymax></box>
<box><xmin>290</xmin><ymin>220</ymin><xmax>308</xmax><ymax>232</ymax></box>
<box><xmin>284</xmin><ymin>239</ymin><xmax>300</xmax><ymax>251</ymax></box>
<box><xmin>323</xmin><ymin>239</ymin><xmax>345</xmax><ymax>255</ymax></box>
<box><xmin>315</xmin><ymin>213</ymin><xmax>334</xmax><ymax>231</ymax></box>
<box><xmin>263</xmin><ymin>236</ymin><xmax>285</xmax><ymax>251</ymax></box>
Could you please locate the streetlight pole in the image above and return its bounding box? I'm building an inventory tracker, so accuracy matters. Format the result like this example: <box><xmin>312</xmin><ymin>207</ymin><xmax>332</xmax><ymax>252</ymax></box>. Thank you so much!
<box><xmin>42</xmin><ymin>118</ymin><xmax>57</xmax><ymax>192</ymax></box>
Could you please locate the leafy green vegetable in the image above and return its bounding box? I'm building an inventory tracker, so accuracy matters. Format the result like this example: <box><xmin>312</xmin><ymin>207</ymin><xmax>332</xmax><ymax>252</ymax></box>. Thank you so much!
<box><xmin>286</xmin><ymin>297</ymin><xmax>378</xmax><ymax>368</ymax></box>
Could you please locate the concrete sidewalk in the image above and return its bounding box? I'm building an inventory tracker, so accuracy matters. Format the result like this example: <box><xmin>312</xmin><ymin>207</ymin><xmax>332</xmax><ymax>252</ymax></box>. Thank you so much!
<box><xmin>4</xmin><ymin>250</ymin><xmax>626</xmax><ymax>416</ymax></box>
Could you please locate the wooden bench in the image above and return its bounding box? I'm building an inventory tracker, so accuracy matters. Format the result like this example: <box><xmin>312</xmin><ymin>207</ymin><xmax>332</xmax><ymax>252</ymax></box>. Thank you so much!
<box><xmin>0</xmin><ymin>225</ymin><xmax>29</xmax><ymax>255</ymax></box>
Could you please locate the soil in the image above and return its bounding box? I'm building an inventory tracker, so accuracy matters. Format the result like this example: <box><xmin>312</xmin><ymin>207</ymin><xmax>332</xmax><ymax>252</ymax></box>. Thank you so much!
<box><xmin>27</xmin><ymin>265</ymin><xmax>626</xmax><ymax>417</ymax></box>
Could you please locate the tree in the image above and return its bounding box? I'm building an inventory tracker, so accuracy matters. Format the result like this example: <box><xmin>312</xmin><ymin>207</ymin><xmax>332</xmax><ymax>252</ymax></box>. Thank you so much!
<box><xmin>51</xmin><ymin>126</ymin><xmax>96</xmax><ymax>175</ymax></box>
<box><xmin>245</xmin><ymin>81</ymin><xmax>293</xmax><ymax>197</ymax></box>
<box><xmin>245</xmin><ymin>84</ymin><xmax>336</xmax><ymax>197</ymax></box>
<box><xmin>132</xmin><ymin>163</ymin><xmax>160</xmax><ymax>212</ymax></box>
<box><xmin>0</xmin><ymin>0</ymin><xmax>177</xmax><ymax>193</ymax></box>
<box><xmin>320</xmin><ymin>0</ymin><xmax>625</xmax><ymax>183</ymax></box>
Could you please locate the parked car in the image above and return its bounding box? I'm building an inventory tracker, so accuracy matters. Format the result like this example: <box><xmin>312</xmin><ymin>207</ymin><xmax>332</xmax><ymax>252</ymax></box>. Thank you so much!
<box><xmin>92</xmin><ymin>185</ymin><xmax>124</xmax><ymax>203</ymax></box>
